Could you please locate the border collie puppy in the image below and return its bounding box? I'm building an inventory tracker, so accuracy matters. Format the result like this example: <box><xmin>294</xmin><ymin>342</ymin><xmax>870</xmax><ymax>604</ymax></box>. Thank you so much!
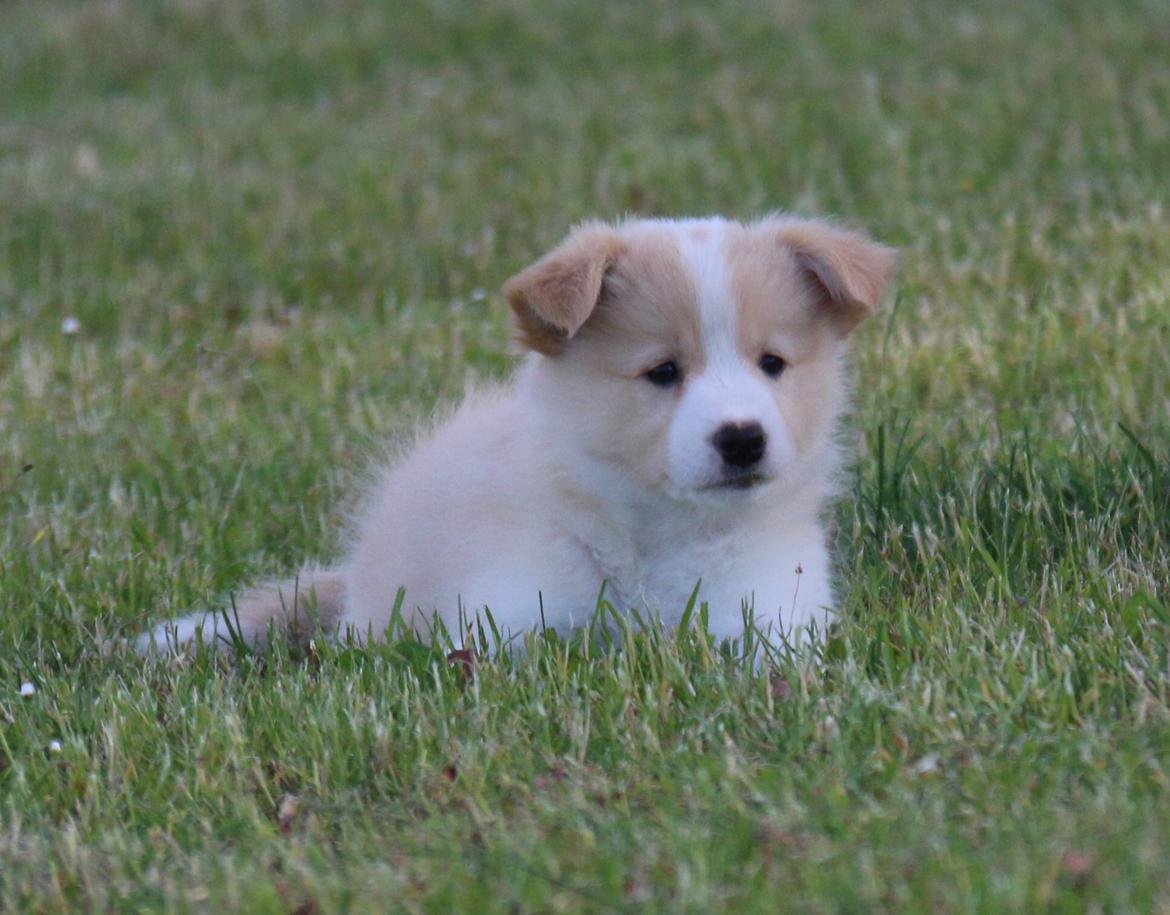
<box><xmin>138</xmin><ymin>215</ymin><xmax>895</xmax><ymax>657</ymax></box>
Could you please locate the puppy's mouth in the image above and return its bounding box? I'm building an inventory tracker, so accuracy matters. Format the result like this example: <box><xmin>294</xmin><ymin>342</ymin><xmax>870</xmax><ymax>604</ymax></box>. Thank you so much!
<box><xmin>702</xmin><ymin>472</ymin><xmax>773</xmax><ymax>492</ymax></box>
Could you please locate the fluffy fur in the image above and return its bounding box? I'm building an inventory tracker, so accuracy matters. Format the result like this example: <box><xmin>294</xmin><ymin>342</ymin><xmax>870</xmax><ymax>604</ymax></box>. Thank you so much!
<box><xmin>138</xmin><ymin>215</ymin><xmax>895</xmax><ymax>655</ymax></box>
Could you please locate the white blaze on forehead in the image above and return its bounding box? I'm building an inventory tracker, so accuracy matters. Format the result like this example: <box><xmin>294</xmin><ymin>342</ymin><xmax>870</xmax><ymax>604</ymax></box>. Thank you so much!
<box><xmin>669</xmin><ymin>219</ymin><xmax>738</xmax><ymax>365</ymax></box>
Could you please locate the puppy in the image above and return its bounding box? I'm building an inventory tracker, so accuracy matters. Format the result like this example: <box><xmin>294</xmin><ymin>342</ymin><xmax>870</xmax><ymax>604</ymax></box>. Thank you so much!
<box><xmin>138</xmin><ymin>215</ymin><xmax>895</xmax><ymax>657</ymax></box>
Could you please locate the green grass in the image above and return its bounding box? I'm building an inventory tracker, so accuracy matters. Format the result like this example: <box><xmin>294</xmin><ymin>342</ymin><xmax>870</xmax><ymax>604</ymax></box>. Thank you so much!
<box><xmin>2</xmin><ymin>0</ymin><xmax>1169</xmax><ymax>910</ymax></box>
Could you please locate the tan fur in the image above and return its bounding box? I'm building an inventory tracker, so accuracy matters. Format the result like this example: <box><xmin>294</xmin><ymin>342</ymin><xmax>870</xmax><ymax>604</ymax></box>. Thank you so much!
<box><xmin>773</xmin><ymin>220</ymin><xmax>898</xmax><ymax>333</ymax></box>
<box><xmin>579</xmin><ymin>227</ymin><xmax>705</xmax><ymax>372</ymax></box>
<box><xmin>524</xmin><ymin>227</ymin><xmax>713</xmax><ymax>491</ymax></box>
<box><xmin>727</xmin><ymin>223</ymin><xmax>848</xmax><ymax>456</ymax></box>
<box><xmin>223</xmin><ymin>571</ymin><xmax>347</xmax><ymax>645</ymax></box>
<box><xmin>503</xmin><ymin>224</ymin><xmax>627</xmax><ymax>355</ymax></box>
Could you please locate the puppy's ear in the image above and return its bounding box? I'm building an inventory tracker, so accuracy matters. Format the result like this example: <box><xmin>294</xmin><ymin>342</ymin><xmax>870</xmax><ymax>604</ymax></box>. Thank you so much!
<box><xmin>776</xmin><ymin>221</ymin><xmax>897</xmax><ymax>334</ymax></box>
<box><xmin>503</xmin><ymin>226</ymin><xmax>626</xmax><ymax>355</ymax></box>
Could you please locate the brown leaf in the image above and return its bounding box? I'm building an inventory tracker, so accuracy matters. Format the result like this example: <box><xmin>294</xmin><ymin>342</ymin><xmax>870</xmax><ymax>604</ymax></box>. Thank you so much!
<box><xmin>535</xmin><ymin>762</ymin><xmax>568</xmax><ymax>789</ymax></box>
<box><xmin>1060</xmin><ymin>849</ymin><xmax>1095</xmax><ymax>887</ymax></box>
<box><xmin>277</xmin><ymin>794</ymin><xmax>300</xmax><ymax>835</ymax></box>
<box><xmin>447</xmin><ymin>647</ymin><xmax>475</xmax><ymax>682</ymax></box>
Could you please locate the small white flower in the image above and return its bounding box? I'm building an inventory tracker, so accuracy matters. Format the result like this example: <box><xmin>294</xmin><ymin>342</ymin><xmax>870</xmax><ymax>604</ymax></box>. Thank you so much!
<box><xmin>913</xmin><ymin>753</ymin><xmax>940</xmax><ymax>775</ymax></box>
<box><xmin>62</xmin><ymin>316</ymin><xmax>80</xmax><ymax>335</ymax></box>
<box><xmin>48</xmin><ymin>740</ymin><xmax>62</xmax><ymax>753</ymax></box>
<box><xmin>19</xmin><ymin>681</ymin><xmax>36</xmax><ymax>697</ymax></box>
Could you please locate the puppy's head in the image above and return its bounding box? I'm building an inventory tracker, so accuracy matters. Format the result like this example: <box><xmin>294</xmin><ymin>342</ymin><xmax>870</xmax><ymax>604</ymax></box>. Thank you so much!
<box><xmin>504</xmin><ymin>216</ymin><xmax>896</xmax><ymax>500</ymax></box>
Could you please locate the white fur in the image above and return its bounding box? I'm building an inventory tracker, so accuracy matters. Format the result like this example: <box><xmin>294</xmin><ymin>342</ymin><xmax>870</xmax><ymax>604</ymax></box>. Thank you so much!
<box><xmin>135</xmin><ymin>613</ymin><xmax>221</xmax><ymax>653</ymax></box>
<box><xmin>139</xmin><ymin>215</ymin><xmax>894</xmax><ymax>662</ymax></box>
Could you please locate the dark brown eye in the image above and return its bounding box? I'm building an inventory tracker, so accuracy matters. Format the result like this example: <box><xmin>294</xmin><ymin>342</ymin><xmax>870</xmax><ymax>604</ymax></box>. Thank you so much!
<box><xmin>645</xmin><ymin>361</ymin><xmax>682</xmax><ymax>387</ymax></box>
<box><xmin>759</xmin><ymin>354</ymin><xmax>786</xmax><ymax>378</ymax></box>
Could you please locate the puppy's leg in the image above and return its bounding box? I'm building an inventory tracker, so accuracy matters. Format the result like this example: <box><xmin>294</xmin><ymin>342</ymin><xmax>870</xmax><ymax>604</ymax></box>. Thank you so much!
<box><xmin>702</xmin><ymin>585</ymin><xmax>834</xmax><ymax>669</ymax></box>
<box><xmin>134</xmin><ymin>568</ymin><xmax>347</xmax><ymax>654</ymax></box>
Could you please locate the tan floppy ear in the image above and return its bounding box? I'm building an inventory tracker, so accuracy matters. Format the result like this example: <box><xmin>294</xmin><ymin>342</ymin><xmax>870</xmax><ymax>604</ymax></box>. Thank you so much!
<box><xmin>776</xmin><ymin>220</ymin><xmax>897</xmax><ymax>334</ymax></box>
<box><xmin>503</xmin><ymin>225</ymin><xmax>626</xmax><ymax>355</ymax></box>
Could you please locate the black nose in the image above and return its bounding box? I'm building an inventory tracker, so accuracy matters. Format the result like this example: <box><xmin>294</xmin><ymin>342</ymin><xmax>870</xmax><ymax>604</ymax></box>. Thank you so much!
<box><xmin>712</xmin><ymin>422</ymin><xmax>767</xmax><ymax>468</ymax></box>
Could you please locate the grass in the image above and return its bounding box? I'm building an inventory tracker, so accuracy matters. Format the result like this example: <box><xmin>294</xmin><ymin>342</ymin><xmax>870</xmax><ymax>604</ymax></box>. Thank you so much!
<box><xmin>2</xmin><ymin>0</ymin><xmax>1169</xmax><ymax>910</ymax></box>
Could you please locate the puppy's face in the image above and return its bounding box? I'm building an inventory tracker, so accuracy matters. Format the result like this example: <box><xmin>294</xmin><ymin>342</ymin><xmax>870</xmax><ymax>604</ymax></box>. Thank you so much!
<box><xmin>504</xmin><ymin>217</ymin><xmax>895</xmax><ymax>500</ymax></box>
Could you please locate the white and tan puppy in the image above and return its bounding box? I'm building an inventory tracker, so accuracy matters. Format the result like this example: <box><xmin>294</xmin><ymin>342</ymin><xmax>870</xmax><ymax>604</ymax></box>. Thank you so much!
<box><xmin>139</xmin><ymin>215</ymin><xmax>895</xmax><ymax>656</ymax></box>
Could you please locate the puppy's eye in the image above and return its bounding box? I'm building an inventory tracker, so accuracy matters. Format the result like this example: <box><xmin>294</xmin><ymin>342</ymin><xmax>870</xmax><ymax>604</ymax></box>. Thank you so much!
<box><xmin>758</xmin><ymin>354</ymin><xmax>786</xmax><ymax>378</ymax></box>
<box><xmin>644</xmin><ymin>361</ymin><xmax>682</xmax><ymax>387</ymax></box>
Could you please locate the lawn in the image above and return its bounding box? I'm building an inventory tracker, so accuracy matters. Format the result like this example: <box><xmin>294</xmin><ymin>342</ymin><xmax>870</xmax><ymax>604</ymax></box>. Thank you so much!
<box><xmin>2</xmin><ymin>0</ymin><xmax>1169</xmax><ymax>910</ymax></box>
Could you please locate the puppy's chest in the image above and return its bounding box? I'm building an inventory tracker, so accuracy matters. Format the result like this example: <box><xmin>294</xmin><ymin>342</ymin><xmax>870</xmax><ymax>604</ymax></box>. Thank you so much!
<box><xmin>583</xmin><ymin>525</ymin><xmax>744</xmax><ymax>618</ymax></box>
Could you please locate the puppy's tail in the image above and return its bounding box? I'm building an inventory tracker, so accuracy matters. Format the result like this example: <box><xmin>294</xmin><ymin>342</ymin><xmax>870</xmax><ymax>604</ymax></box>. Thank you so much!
<box><xmin>134</xmin><ymin>568</ymin><xmax>347</xmax><ymax>654</ymax></box>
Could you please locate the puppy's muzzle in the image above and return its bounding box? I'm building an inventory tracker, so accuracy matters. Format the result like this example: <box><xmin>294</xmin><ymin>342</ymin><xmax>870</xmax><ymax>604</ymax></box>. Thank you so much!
<box><xmin>712</xmin><ymin>421</ymin><xmax>767</xmax><ymax>469</ymax></box>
